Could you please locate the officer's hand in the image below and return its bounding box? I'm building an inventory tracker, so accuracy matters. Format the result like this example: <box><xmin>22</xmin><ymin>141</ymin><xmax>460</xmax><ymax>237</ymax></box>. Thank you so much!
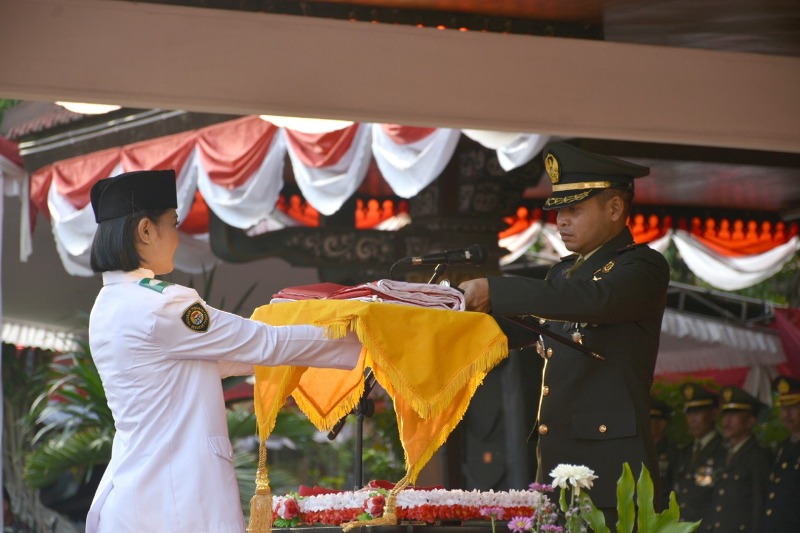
<box><xmin>458</xmin><ymin>278</ymin><xmax>491</xmax><ymax>313</ymax></box>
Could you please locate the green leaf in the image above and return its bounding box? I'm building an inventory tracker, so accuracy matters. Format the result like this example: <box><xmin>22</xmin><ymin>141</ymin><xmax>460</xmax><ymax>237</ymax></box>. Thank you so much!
<box><xmin>559</xmin><ymin>486</ymin><xmax>568</xmax><ymax>513</ymax></box>
<box><xmin>616</xmin><ymin>463</ymin><xmax>636</xmax><ymax>533</ymax></box>
<box><xmin>24</xmin><ymin>426</ymin><xmax>112</xmax><ymax>488</ymax></box>
<box><xmin>578</xmin><ymin>493</ymin><xmax>611</xmax><ymax>533</ymax></box>
<box><xmin>636</xmin><ymin>463</ymin><xmax>657</xmax><ymax>532</ymax></box>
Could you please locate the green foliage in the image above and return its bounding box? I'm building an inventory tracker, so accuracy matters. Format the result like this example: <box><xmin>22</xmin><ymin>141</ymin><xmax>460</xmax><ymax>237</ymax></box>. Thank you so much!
<box><xmin>579</xmin><ymin>464</ymin><xmax>701</xmax><ymax>533</ymax></box>
<box><xmin>0</xmin><ymin>98</ymin><xmax>19</xmax><ymax>122</ymax></box>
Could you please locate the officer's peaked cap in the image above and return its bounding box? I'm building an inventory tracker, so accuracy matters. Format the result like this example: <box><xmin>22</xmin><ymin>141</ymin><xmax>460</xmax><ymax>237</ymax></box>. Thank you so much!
<box><xmin>542</xmin><ymin>142</ymin><xmax>649</xmax><ymax>210</ymax></box>
<box><xmin>680</xmin><ymin>382</ymin><xmax>718</xmax><ymax>413</ymax></box>
<box><xmin>772</xmin><ymin>375</ymin><xmax>800</xmax><ymax>407</ymax></box>
<box><xmin>719</xmin><ymin>386</ymin><xmax>763</xmax><ymax>416</ymax></box>
<box><xmin>90</xmin><ymin>170</ymin><xmax>178</xmax><ymax>223</ymax></box>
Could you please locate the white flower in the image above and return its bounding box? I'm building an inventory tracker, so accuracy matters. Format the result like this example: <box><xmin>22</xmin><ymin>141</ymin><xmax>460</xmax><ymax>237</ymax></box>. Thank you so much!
<box><xmin>549</xmin><ymin>464</ymin><xmax>598</xmax><ymax>495</ymax></box>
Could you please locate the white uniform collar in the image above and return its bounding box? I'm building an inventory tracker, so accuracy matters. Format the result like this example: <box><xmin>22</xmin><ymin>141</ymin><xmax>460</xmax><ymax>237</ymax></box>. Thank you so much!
<box><xmin>102</xmin><ymin>268</ymin><xmax>156</xmax><ymax>286</ymax></box>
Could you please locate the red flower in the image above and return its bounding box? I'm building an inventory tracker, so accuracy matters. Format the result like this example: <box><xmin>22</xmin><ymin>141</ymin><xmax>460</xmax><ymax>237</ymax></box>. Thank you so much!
<box><xmin>367</xmin><ymin>495</ymin><xmax>386</xmax><ymax>517</ymax></box>
<box><xmin>275</xmin><ymin>498</ymin><xmax>301</xmax><ymax>520</ymax></box>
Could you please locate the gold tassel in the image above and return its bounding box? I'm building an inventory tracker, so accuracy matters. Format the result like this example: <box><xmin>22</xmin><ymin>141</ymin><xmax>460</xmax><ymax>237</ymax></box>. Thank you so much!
<box><xmin>247</xmin><ymin>440</ymin><xmax>273</xmax><ymax>533</ymax></box>
<box><xmin>341</xmin><ymin>472</ymin><xmax>412</xmax><ymax>532</ymax></box>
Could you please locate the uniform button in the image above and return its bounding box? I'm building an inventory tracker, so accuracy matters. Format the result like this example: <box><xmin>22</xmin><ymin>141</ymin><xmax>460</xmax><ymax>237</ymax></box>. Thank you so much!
<box><xmin>680</xmin><ymin>502</ymin><xmax>686</xmax><ymax>508</ymax></box>
<box><xmin>718</xmin><ymin>489</ymin><xmax>724</xmax><ymax>495</ymax></box>
<box><xmin>774</xmin><ymin>476</ymin><xmax>780</xmax><ymax>483</ymax></box>
<box><xmin>766</xmin><ymin>509</ymin><xmax>773</xmax><ymax>516</ymax></box>
<box><xmin>599</xmin><ymin>424</ymin><xmax>607</xmax><ymax>433</ymax></box>
<box><xmin>722</xmin><ymin>473</ymin><xmax>728</xmax><ymax>479</ymax></box>
<box><xmin>734</xmin><ymin>474</ymin><xmax>740</xmax><ymax>480</ymax></box>
<box><xmin>681</xmin><ymin>489</ymin><xmax>688</xmax><ymax>494</ymax></box>
<box><xmin>538</xmin><ymin>424</ymin><xmax>548</xmax><ymax>435</ymax></box>
<box><xmin>714</xmin><ymin>523</ymin><xmax>720</xmax><ymax>529</ymax></box>
<box><xmin>546</xmin><ymin>347</ymin><xmax>553</xmax><ymax>359</ymax></box>
<box><xmin>781</xmin><ymin>461</ymin><xmax>788</xmax><ymax>469</ymax></box>
<box><xmin>542</xmin><ymin>385</ymin><xmax>550</xmax><ymax>396</ymax></box>
<box><xmin>738</xmin><ymin>526</ymin><xmax>745</xmax><ymax>531</ymax></box>
<box><xmin>768</xmin><ymin>492</ymin><xmax>775</xmax><ymax>499</ymax></box>
<box><xmin>715</xmin><ymin>505</ymin><xmax>722</xmax><ymax>512</ymax></box>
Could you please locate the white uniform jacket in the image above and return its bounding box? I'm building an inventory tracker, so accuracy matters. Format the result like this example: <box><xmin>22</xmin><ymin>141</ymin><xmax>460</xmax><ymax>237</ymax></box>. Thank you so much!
<box><xmin>86</xmin><ymin>268</ymin><xmax>362</xmax><ymax>532</ymax></box>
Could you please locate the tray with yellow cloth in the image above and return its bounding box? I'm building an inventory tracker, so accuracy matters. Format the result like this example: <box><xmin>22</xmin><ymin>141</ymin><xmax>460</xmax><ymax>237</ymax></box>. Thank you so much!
<box><xmin>247</xmin><ymin>298</ymin><xmax>508</xmax><ymax>532</ymax></box>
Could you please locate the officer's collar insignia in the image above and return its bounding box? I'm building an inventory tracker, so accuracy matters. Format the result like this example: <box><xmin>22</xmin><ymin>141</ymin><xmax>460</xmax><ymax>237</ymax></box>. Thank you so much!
<box><xmin>778</xmin><ymin>378</ymin><xmax>790</xmax><ymax>394</ymax></box>
<box><xmin>545</xmin><ymin>153</ymin><xmax>560</xmax><ymax>184</ymax></box>
<box><xmin>602</xmin><ymin>260</ymin><xmax>615</xmax><ymax>273</ymax></box>
<box><xmin>723</xmin><ymin>388</ymin><xmax>733</xmax><ymax>402</ymax></box>
<box><xmin>182</xmin><ymin>302</ymin><xmax>210</xmax><ymax>332</ymax></box>
<box><xmin>683</xmin><ymin>385</ymin><xmax>695</xmax><ymax>400</ymax></box>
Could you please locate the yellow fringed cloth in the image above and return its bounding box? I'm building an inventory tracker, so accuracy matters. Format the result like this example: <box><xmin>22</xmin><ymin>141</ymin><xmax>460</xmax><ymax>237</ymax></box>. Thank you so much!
<box><xmin>247</xmin><ymin>299</ymin><xmax>508</xmax><ymax>532</ymax></box>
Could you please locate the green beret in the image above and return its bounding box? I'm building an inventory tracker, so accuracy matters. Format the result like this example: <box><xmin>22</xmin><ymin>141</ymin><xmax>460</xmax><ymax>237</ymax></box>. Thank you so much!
<box><xmin>90</xmin><ymin>170</ymin><xmax>178</xmax><ymax>223</ymax></box>
<box><xmin>542</xmin><ymin>142</ymin><xmax>649</xmax><ymax>210</ymax></box>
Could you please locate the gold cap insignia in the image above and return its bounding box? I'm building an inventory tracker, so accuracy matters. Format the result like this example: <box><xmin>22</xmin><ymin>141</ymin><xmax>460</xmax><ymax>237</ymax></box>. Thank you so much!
<box><xmin>602</xmin><ymin>260</ymin><xmax>615</xmax><ymax>273</ymax></box>
<box><xmin>778</xmin><ymin>378</ymin><xmax>790</xmax><ymax>394</ymax></box>
<box><xmin>723</xmin><ymin>388</ymin><xmax>733</xmax><ymax>402</ymax></box>
<box><xmin>683</xmin><ymin>384</ymin><xmax>694</xmax><ymax>400</ymax></box>
<box><xmin>545</xmin><ymin>153</ymin><xmax>560</xmax><ymax>184</ymax></box>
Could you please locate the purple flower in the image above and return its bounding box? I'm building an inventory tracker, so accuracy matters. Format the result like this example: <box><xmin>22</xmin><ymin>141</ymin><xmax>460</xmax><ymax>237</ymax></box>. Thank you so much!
<box><xmin>528</xmin><ymin>482</ymin><xmax>555</xmax><ymax>493</ymax></box>
<box><xmin>507</xmin><ymin>516</ymin><xmax>533</xmax><ymax>533</ymax></box>
<box><xmin>541</xmin><ymin>525</ymin><xmax>564</xmax><ymax>532</ymax></box>
<box><xmin>479</xmin><ymin>506</ymin><xmax>506</xmax><ymax>520</ymax></box>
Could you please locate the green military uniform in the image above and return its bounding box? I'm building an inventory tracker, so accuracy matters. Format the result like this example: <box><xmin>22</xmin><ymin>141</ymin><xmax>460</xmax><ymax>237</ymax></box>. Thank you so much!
<box><xmin>487</xmin><ymin>142</ymin><xmax>670</xmax><ymax>509</ymax></box>
<box><xmin>707</xmin><ymin>386</ymin><xmax>771</xmax><ymax>533</ymax></box>
<box><xmin>763</xmin><ymin>376</ymin><xmax>800</xmax><ymax>533</ymax></box>
<box><xmin>672</xmin><ymin>384</ymin><xmax>725</xmax><ymax>527</ymax></box>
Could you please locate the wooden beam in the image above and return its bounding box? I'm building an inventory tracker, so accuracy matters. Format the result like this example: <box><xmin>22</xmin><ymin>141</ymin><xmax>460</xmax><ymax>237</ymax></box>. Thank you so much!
<box><xmin>1</xmin><ymin>0</ymin><xmax>799</xmax><ymax>153</ymax></box>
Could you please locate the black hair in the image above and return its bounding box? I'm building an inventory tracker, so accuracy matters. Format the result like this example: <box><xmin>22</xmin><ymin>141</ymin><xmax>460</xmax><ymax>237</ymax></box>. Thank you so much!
<box><xmin>90</xmin><ymin>208</ymin><xmax>171</xmax><ymax>273</ymax></box>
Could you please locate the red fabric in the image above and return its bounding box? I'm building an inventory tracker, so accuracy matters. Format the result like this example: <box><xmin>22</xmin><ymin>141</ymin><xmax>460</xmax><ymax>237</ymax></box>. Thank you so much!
<box><xmin>49</xmin><ymin>147</ymin><xmax>122</xmax><ymax>209</ymax></box>
<box><xmin>298</xmin><ymin>485</ymin><xmax>345</xmax><ymax>496</ymax></box>
<box><xmin>380</xmin><ymin>124</ymin><xmax>436</xmax><ymax>145</ymax></box>
<box><xmin>198</xmin><ymin>116</ymin><xmax>278</xmax><ymax>189</ymax></box>
<box><xmin>774</xmin><ymin>308</ymin><xmax>800</xmax><ymax>379</ymax></box>
<box><xmin>179</xmin><ymin>190</ymin><xmax>210</xmax><ymax>234</ymax></box>
<box><xmin>0</xmin><ymin>135</ymin><xmax>23</xmax><ymax>167</ymax></box>
<box><xmin>122</xmin><ymin>130</ymin><xmax>196</xmax><ymax>175</ymax></box>
<box><xmin>656</xmin><ymin>367</ymin><xmax>750</xmax><ymax>388</ymax></box>
<box><xmin>284</xmin><ymin>125</ymin><xmax>358</xmax><ymax>168</ymax></box>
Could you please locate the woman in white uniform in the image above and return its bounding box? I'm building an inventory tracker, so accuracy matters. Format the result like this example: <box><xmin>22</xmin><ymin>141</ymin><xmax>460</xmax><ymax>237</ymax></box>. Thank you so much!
<box><xmin>84</xmin><ymin>170</ymin><xmax>362</xmax><ymax>532</ymax></box>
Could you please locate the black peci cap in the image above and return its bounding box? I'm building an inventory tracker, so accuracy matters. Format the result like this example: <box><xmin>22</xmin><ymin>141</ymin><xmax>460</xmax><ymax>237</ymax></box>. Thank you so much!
<box><xmin>90</xmin><ymin>170</ymin><xmax>178</xmax><ymax>223</ymax></box>
<box><xmin>541</xmin><ymin>142</ymin><xmax>649</xmax><ymax>210</ymax></box>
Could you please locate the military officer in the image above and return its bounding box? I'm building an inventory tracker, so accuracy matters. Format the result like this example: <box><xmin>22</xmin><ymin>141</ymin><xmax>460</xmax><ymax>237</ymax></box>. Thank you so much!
<box><xmin>672</xmin><ymin>383</ymin><xmax>725</xmax><ymax>527</ymax></box>
<box><xmin>651</xmin><ymin>398</ymin><xmax>677</xmax><ymax>510</ymax></box>
<box><xmin>707</xmin><ymin>386</ymin><xmax>771</xmax><ymax>533</ymax></box>
<box><xmin>459</xmin><ymin>141</ymin><xmax>670</xmax><ymax>517</ymax></box>
<box><xmin>763</xmin><ymin>375</ymin><xmax>800</xmax><ymax>533</ymax></box>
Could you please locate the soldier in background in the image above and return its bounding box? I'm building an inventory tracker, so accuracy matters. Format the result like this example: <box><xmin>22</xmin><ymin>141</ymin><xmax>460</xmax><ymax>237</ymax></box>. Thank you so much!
<box><xmin>672</xmin><ymin>383</ymin><xmax>725</xmax><ymax>529</ymax></box>
<box><xmin>763</xmin><ymin>375</ymin><xmax>800</xmax><ymax>533</ymax></box>
<box><xmin>650</xmin><ymin>398</ymin><xmax>677</xmax><ymax>510</ymax></box>
<box><xmin>707</xmin><ymin>386</ymin><xmax>771</xmax><ymax>533</ymax></box>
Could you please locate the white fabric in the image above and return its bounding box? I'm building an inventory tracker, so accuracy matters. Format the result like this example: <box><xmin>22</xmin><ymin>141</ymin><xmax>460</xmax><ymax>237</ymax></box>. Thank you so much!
<box><xmin>284</xmin><ymin>124</ymin><xmax>372</xmax><ymax>216</ymax></box>
<box><xmin>1</xmin><ymin>318</ymin><xmax>81</xmax><ymax>352</ymax></box>
<box><xmin>499</xmin><ymin>220</ymin><xmax>543</xmax><ymax>266</ymax></box>
<box><xmin>656</xmin><ymin>308</ymin><xmax>786</xmax><ymax>374</ymax></box>
<box><xmin>372</xmin><ymin>125</ymin><xmax>460</xmax><ymax>198</ymax></box>
<box><xmin>86</xmin><ymin>268</ymin><xmax>362</xmax><ymax>533</ymax></box>
<box><xmin>196</xmin><ymin>134</ymin><xmax>287</xmax><ymax>230</ymax></box>
<box><xmin>462</xmin><ymin>130</ymin><xmax>550</xmax><ymax>171</ymax></box>
<box><xmin>672</xmin><ymin>229</ymin><xmax>800</xmax><ymax>290</ymax></box>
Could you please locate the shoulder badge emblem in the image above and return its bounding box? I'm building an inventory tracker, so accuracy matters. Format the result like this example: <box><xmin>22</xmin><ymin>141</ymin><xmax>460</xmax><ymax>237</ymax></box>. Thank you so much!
<box><xmin>182</xmin><ymin>302</ymin><xmax>210</xmax><ymax>332</ymax></box>
<box><xmin>778</xmin><ymin>378</ymin><xmax>789</xmax><ymax>394</ymax></box>
<box><xmin>139</xmin><ymin>278</ymin><xmax>174</xmax><ymax>294</ymax></box>
<box><xmin>545</xmin><ymin>153</ymin><xmax>560</xmax><ymax>184</ymax></box>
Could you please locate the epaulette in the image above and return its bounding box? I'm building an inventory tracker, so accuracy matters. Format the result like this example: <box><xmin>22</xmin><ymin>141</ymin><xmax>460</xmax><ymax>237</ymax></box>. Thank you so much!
<box><xmin>139</xmin><ymin>278</ymin><xmax>174</xmax><ymax>294</ymax></box>
<box><xmin>614</xmin><ymin>242</ymin><xmax>649</xmax><ymax>254</ymax></box>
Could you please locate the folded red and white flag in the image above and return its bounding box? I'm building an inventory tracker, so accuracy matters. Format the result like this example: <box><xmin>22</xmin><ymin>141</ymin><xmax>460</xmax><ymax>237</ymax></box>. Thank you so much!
<box><xmin>271</xmin><ymin>279</ymin><xmax>465</xmax><ymax>311</ymax></box>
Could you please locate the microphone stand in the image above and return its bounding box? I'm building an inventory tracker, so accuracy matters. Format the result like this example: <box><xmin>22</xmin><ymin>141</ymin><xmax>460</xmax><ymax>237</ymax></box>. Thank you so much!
<box><xmin>327</xmin><ymin>368</ymin><xmax>377</xmax><ymax>488</ymax></box>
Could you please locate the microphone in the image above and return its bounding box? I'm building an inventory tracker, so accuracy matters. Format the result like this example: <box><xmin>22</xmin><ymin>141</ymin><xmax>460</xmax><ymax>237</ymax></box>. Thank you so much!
<box><xmin>398</xmin><ymin>244</ymin><xmax>488</xmax><ymax>266</ymax></box>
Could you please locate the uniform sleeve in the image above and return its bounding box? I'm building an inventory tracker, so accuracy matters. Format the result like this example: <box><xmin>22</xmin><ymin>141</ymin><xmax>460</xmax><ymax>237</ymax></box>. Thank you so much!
<box><xmin>150</xmin><ymin>285</ymin><xmax>362</xmax><ymax>369</ymax></box>
<box><xmin>487</xmin><ymin>249</ymin><xmax>669</xmax><ymax>325</ymax></box>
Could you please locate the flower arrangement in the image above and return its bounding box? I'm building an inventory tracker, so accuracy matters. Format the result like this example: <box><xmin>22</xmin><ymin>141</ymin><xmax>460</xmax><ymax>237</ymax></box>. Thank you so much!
<box><xmin>507</xmin><ymin>463</ymin><xmax>701</xmax><ymax>533</ymax></box>
<box><xmin>271</xmin><ymin>463</ymin><xmax>700</xmax><ymax>533</ymax></box>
